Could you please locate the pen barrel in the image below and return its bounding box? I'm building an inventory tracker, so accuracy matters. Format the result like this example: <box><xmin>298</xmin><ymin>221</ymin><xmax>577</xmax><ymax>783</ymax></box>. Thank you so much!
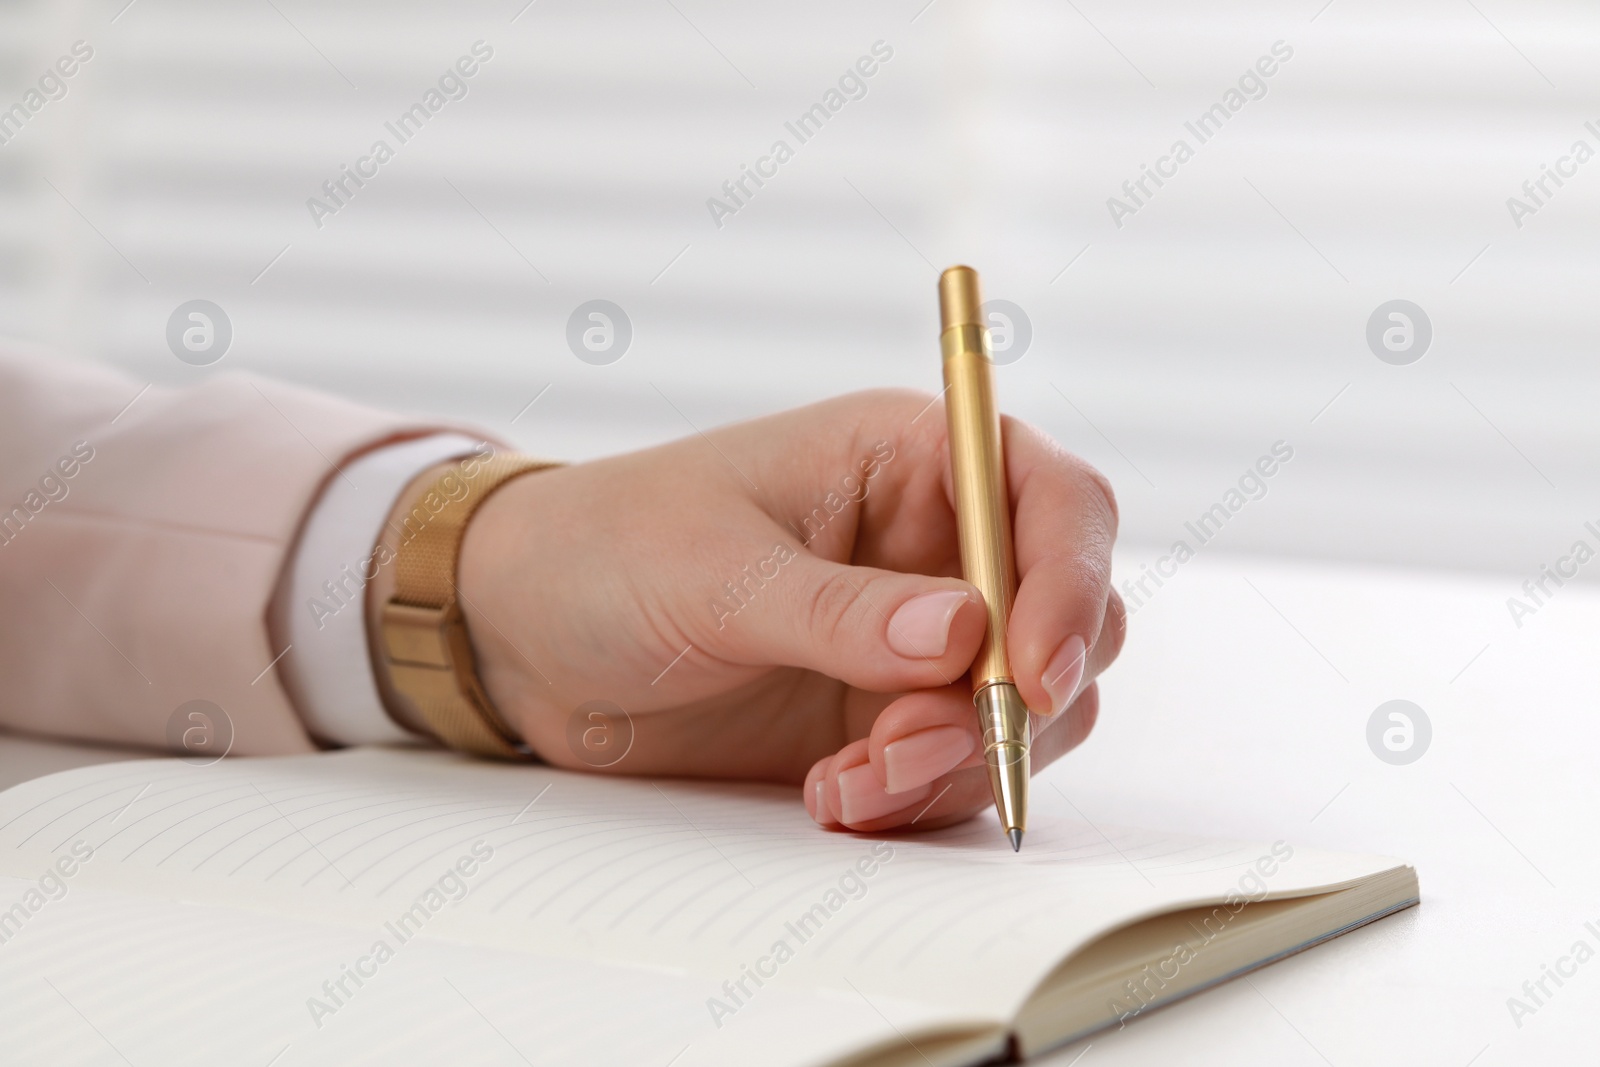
<box><xmin>940</xmin><ymin>321</ymin><xmax>1017</xmax><ymax>692</ymax></box>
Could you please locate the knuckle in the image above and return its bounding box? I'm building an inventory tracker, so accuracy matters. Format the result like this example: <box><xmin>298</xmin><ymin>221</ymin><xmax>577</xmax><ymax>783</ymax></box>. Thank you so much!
<box><xmin>1077</xmin><ymin>463</ymin><xmax>1120</xmax><ymax>534</ymax></box>
<box><xmin>857</xmin><ymin>386</ymin><xmax>935</xmax><ymax>412</ymax></box>
<box><xmin>854</xmin><ymin>388</ymin><xmax>939</xmax><ymax>450</ymax></box>
<box><xmin>1007</xmin><ymin>415</ymin><xmax>1120</xmax><ymax>535</ymax></box>
<box><xmin>832</xmin><ymin>387</ymin><xmax>936</xmax><ymax>432</ymax></box>
<box><xmin>804</xmin><ymin>570</ymin><xmax>867</xmax><ymax>651</ymax></box>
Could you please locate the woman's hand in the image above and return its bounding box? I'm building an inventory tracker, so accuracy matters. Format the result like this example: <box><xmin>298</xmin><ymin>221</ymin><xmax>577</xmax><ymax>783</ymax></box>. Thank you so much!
<box><xmin>454</xmin><ymin>389</ymin><xmax>1124</xmax><ymax>832</ymax></box>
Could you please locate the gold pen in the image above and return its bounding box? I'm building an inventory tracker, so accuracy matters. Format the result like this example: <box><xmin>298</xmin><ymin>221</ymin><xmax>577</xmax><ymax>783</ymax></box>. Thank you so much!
<box><xmin>938</xmin><ymin>265</ymin><xmax>1030</xmax><ymax>851</ymax></box>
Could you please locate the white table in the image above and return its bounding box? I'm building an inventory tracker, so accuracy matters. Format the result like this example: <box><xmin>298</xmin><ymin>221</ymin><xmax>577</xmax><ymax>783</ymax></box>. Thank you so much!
<box><xmin>1032</xmin><ymin>547</ymin><xmax>1597</xmax><ymax>1065</ymax></box>
<box><xmin>4</xmin><ymin>549</ymin><xmax>1592</xmax><ymax>1065</ymax></box>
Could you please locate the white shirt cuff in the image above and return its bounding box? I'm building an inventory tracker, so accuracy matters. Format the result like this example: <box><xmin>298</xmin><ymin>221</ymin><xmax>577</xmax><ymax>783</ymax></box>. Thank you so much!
<box><xmin>281</xmin><ymin>433</ymin><xmax>485</xmax><ymax>746</ymax></box>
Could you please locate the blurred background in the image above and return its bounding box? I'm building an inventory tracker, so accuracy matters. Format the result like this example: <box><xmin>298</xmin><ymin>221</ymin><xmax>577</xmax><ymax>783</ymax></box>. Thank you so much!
<box><xmin>3</xmin><ymin>0</ymin><xmax>1596</xmax><ymax>583</ymax></box>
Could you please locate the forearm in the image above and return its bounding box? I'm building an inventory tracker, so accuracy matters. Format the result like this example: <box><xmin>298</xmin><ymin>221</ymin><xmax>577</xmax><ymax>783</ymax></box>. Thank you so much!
<box><xmin>0</xmin><ymin>349</ymin><xmax>471</xmax><ymax>754</ymax></box>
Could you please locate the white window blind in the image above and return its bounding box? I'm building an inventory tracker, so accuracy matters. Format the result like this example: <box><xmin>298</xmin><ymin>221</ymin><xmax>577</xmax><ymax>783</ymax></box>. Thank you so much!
<box><xmin>3</xmin><ymin>0</ymin><xmax>1597</xmax><ymax>577</ymax></box>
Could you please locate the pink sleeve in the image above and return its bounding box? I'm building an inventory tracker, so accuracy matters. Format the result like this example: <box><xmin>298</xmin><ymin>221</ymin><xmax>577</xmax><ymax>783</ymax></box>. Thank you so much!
<box><xmin>0</xmin><ymin>349</ymin><xmax>463</xmax><ymax>755</ymax></box>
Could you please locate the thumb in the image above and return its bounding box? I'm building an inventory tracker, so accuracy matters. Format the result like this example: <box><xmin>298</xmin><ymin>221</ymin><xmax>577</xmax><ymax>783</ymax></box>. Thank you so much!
<box><xmin>710</xmin><ymin>550</ymin><xmax>987</xmax><ymax>692</ymax></box>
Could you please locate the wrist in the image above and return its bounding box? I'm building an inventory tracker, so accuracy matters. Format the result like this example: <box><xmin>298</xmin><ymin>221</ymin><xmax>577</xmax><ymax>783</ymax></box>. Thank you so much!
<box><xmin>454</xmin><ymin>466</ymin><xmax>558</xmax><ymax>751</ymax></box>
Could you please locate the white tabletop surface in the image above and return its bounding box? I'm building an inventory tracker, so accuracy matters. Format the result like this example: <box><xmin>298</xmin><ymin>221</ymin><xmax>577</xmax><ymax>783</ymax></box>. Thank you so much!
<box><xmin>1028</xmin><ymin>547</ymin><xmax>1598</xmax><ymax>1066</ymax></box>
<box><xmin>3</xmin><ymin>547</ymin><xmax>1592</xmax><ymax>1065</ymax></box>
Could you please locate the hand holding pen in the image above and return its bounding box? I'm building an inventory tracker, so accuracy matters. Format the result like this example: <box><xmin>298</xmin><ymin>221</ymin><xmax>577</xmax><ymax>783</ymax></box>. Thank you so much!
<box><xmin>421</xmin><ymin>340</ymin><xmax>1124</xmax><ymax>838</ymax></box>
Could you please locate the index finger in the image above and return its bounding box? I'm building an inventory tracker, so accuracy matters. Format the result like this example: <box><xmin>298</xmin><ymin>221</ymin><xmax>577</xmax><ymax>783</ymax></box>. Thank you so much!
<box><xmin>993</xmin><ymin>416</ymin><xmax>1123</xmax><ymax>718</ymax></box>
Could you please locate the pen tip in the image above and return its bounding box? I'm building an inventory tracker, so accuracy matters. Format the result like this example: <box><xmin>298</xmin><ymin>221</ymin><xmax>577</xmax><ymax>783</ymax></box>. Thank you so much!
<box><xmin>1008</xmin><ymin>828</ymin><xmax>1023</xmax><ymax>852</ymax></box>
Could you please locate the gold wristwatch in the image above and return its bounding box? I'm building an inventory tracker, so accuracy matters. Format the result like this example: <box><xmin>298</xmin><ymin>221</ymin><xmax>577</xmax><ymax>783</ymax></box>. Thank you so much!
<box><xmin>379</xmin><ymin>450</ymin><xmax>554</xmax><ymax>759</ymax></box>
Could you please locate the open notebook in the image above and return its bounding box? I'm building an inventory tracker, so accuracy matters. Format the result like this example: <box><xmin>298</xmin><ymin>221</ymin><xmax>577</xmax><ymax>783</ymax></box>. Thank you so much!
<box><xmin>0</xmin><ymin>749</ymin><xmax>1416</xmax><ymax>1066</ymax></box>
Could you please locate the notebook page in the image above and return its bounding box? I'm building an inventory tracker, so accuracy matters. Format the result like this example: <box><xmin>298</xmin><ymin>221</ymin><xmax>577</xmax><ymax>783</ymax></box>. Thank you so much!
<box><xmin>0</xmin><ymin>748</ymin><xmax>1407</xmax><ymax>1031</ymax></box>
<box><xmin>0</xmin><ymin>874</ymin><xmax>969</xmax><ymax>1067</ymax></box>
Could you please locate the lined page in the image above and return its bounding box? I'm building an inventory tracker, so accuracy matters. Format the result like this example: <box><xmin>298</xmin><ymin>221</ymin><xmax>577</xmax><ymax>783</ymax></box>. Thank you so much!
<box><xmin>0</xmin><ymin>747</ymin><xmax>1406</xmax><ymax>1028</ymax></box>
<box><xmin>0</xmin><ymin>874</ymin><xmax>966</xmax><ymax>1067</ymax></box>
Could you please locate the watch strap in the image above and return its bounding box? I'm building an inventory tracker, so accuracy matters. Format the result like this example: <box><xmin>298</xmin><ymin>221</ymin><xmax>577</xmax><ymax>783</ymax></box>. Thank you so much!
<box><xmin>380</xmin><ymin>451</ymin><xmax>555</xmax><ymax>759</ymax></box>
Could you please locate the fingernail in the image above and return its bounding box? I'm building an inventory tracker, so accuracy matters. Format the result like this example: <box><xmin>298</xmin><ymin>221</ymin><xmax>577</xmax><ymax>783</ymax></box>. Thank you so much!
<box><xmin>887</xmin><ymin>590</ymin><xmax>969</xmax><ymax>659</ymax></box>
<box><xmin>882</xmin><ymin>725</ymin><xmax>975</xmax><ymax>794</ymax></box>
<box><xmin>837</xmin><ymin>764</ymin><xmax>930</xmax><ymax>824</ymax></box>
<box><xmin>1042</xmin><ymin>635</ymin><xmax>1088</xmax><ymax>717</ymax></box>
<box><xmin>811</xmin><ymin>781</ymin><xmax>830</xmax><ymax>826</ymax></box>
